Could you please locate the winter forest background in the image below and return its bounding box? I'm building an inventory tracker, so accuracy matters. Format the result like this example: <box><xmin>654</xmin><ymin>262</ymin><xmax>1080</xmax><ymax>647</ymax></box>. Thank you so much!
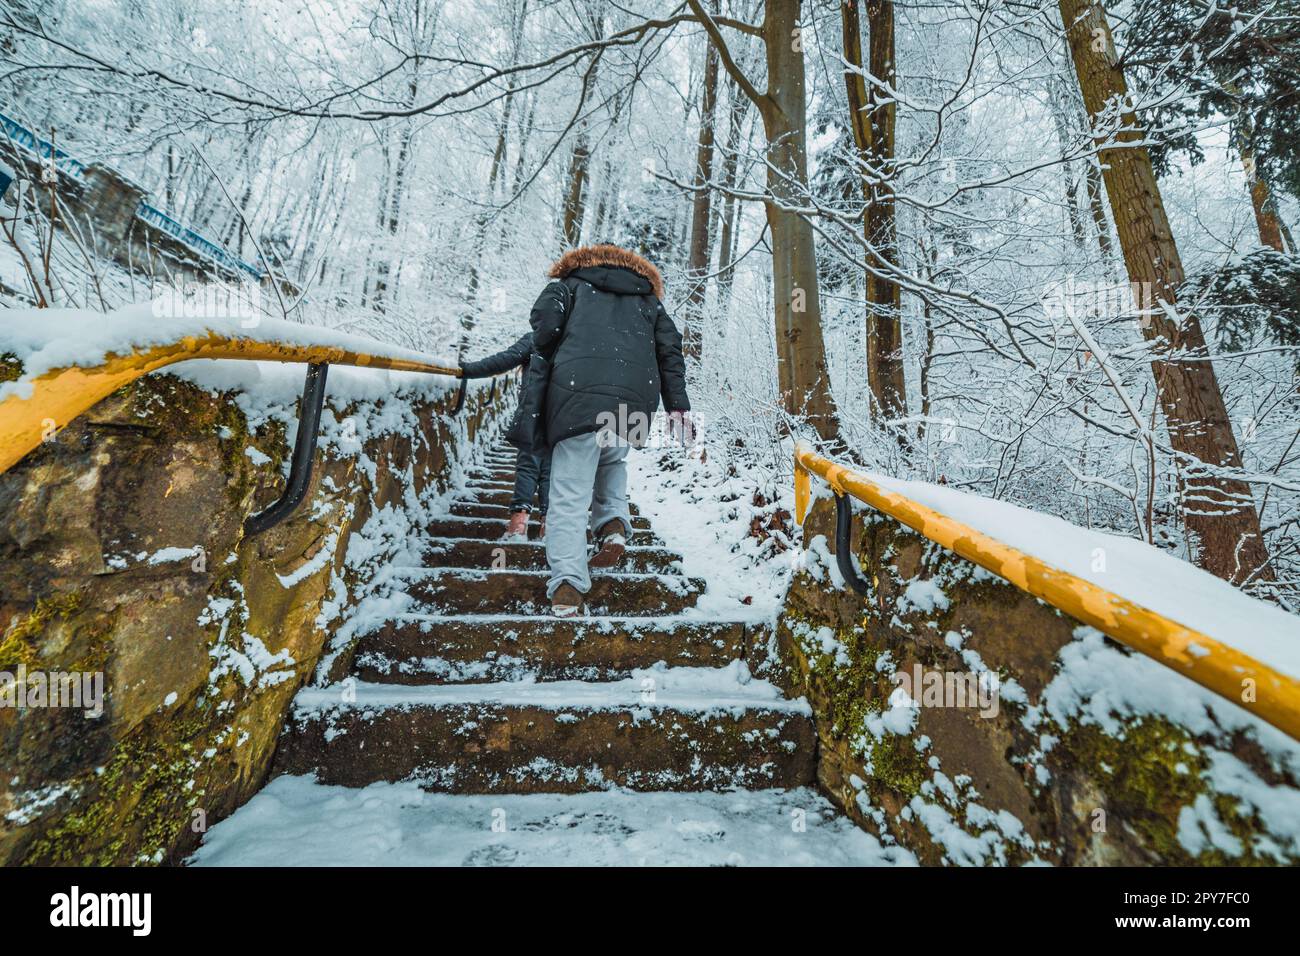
<box><xmin>2</xmin><ymin>0</ymin><xmax>1298</xmax><ymax>604</ymax></box>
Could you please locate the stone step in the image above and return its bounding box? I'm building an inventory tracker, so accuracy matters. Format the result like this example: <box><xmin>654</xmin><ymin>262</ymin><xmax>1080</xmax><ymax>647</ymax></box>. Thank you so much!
<box><xmin>421</xmin><ymin>538</ymin><xmax>680</xmax><ymax>573</ymax></box>
<box><xmin>353</xmin><ymin>615</ymin><xmax>747</xmax><ymax>683</ymax></box>
<box><xmin>449</xmin><ymin>501</ymin><xmax>652</xmax><ymax>529</ymax></box>
<box><xmin>424</xmin><ymin>516</ymin><xmax>660</xmax><ymax>546</ymax></box>
<box><xmin>398</xmin><ymin>568</ymin><xmax>703</xmax><ymax>616</ymax></box>
<box><xmin>456</xmin><ymin>487</ymin><xmax>641</xmax><ymax>516</ymax></box>
<box><xmin>464</xmin><ymin>468</ymin><xmax>517</xmax><ymax>483</ymax></box>
<box><xmin>462</xmin><ymin>480</ymin><xmax>516</xmax><ymax>494</ymax></box>
<box><xmin>274</xmin><ymin>679</ymin><xmax>816</xmax><ymax>792</ymax></box>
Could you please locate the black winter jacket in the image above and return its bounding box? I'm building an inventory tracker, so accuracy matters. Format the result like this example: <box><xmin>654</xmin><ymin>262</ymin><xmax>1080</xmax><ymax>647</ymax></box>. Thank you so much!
<box><xmin>461</xmin><ymin>331</ymin><xmax>533</xmax><ymax>378</ymax></box>
<box><xmin>507</xmin><ymin>247</ymin><xmax>689</xmax><ymax>453</ymax></box>
<box><xmin>507</xmin><ymin>245</ymin><xmax>689</xmax><ymax>453</ymax></box>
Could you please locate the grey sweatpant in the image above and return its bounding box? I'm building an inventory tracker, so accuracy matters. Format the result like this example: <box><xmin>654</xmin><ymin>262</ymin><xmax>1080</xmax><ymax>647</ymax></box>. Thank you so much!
<box><xmin>545</xmin><ymin>430</ymin><xmax>633</xmax><ymax>598</ymax></box>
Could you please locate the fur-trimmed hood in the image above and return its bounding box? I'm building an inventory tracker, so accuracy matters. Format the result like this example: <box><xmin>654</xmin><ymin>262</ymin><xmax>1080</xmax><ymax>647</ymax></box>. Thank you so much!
<box><xmin>548</xmin><ymin>244</ymin><xmax>664</xmax><ymax>300</ymax></box>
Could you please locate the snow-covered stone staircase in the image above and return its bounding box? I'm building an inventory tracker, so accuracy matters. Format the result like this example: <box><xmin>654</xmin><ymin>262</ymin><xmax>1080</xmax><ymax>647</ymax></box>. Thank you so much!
<box><xmin>192</xmin><ymin>441</ymin><xmax>914</xmax><ymax>865</ymax></box>
<box><xmin>271</xmin><ymin>442</ymin><xmax>817</xmax><ymax>793</ymax></box>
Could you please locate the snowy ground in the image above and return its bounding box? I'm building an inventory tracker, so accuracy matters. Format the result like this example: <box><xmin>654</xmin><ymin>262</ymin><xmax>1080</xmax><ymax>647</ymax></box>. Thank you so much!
<box><xmin>190</xmin><ymin>775</ymin><xmax>913</xmax><ymax>867</ymax></box>
<box><xmin>625</xmin><ymin>442</ymin><xmax>795</xmax><ymax>622</ymax></box>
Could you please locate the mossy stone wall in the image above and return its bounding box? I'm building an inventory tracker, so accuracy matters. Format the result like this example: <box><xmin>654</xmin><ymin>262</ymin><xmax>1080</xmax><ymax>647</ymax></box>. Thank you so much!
<box><xmin>771</xmin><ymin>502</ymin><xmax>1300</xmax><ymax>865</ymax></box>
<box><xmin>0</xmin><ymin>372</ymin><xmax>504</xmax><ymax>864</ymax></box>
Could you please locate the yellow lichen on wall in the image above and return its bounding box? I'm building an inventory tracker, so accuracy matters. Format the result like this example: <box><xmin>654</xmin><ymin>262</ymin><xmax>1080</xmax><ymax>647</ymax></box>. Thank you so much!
<box><xmin>778</xmin><ymin>509</ymin><xmax>1300</xmax><ymax>866</ymax></box>
<box><xmin>0</xmin><ymin>372</ymin><xmax>506</xmax><ymax>865</ymax></box>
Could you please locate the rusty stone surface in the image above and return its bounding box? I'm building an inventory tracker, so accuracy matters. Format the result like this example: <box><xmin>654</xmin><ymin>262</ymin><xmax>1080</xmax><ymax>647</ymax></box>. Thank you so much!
<box><xmin>274</xmin><ymin>700</ymin><xmax>816</xmax><ymax>792</ymax></box>
<box><xmin>404</xmin><ymin>570</ymin><xmax>704</xmax><ymax>616</ymax></box>
<box><xmin>354</xmin><ymin>617</ymin><xmax>748</xmax><ymax>683</ymax></box>
<box><xmin>424</xmin><ymin>516</ymin><xmax>660</xmax><ymax>545</ymax></box>
<box><xmin>421</xmin><ymin>539</ymin><xmax>678</xmax><ymax>574</ymax></box>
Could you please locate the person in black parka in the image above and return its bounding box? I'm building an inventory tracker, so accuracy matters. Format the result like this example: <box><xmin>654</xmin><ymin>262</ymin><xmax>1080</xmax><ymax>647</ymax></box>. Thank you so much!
<box><xmin>461</xmin><ymin>331</ymin><xmax>551</xmax><ymax>537</ymax></box>
<box><xmin>508</xmin><ymin>243</ymin><xmax>691</xmax><ymax>616</ymax></box>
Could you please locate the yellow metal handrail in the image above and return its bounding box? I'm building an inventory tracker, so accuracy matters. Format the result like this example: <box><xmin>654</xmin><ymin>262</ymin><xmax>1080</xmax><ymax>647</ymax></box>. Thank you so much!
<box><xmin>0</xmin><ymin>332</ymin><xmax>461</xmax><ymax>476</ymax></box>
<box><xmin>793</xmin><ymin>442</ymin><xmax>1300</xmax><ymax>743</ymax></box>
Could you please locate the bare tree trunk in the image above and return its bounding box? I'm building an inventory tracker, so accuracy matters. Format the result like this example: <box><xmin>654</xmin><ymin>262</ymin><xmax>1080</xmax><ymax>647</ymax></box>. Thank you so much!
<box><xmin>498</xmin><ymin>89</ymin><xmax>539</xmax><ymax>255</ymax></box>
<box><xmin>759</xmin><ymin>0</ymin><xmax>838</xmax><ymax>439</ymax></box>
<box><xmin>462</xmin><ymin>4</ymin><xmax>530</xmax><ymax>353</ymax></box>
<box><xmin>510</xmin><ymin>91</ymin><xmax>537</xmax><ymax>196</ymax></box>
<box><xmin>1048</xmin><ymin>73</ymin><xmax>1088</xmax><ymax>250</ymax></box>
<box><xmin>225</xmin><ymin>182</ymin><xmax>253</xmax><ymax>256</ymax></box>
<box><xmin>683</xmin><ymin>40</ymin><xmax>720</xmax><ymax>360</ymax></box>
<box><xmin>374</xmin><ymin>0</ymin><xmax>443</xmax><ymax>310</ymax></box>
<box><xmin>692</xmin><ymin>0</ymin><xmax>839</xmax><ymax>439</ymax></box>
<box><xmin>1054</xmin><ymin>36</ymin><xmax>1115</xmax><ymax>266</ymax></box>
<box><xmin>561</xmin><ymin>138</ymin><xmax>591</xmax><ymax>249</ymax></box>
<box><xmin>1224</xmin><ymin>85</ymin><xmax>1289</xmax><ymax>253</ymax></box>
<box><xmin>916</xmin><ymin>236</ymin><xmax>937</xmax><ymax>443</ymax></box>
<box><xmin>370</xmin><ymin>120</ymin><xmax>411</xmax><ymax>310</ymax></box>
<box><xmin>1061</xmin><ymin>0</ymin><xmax>1271</xmax><ymax>584</ymax></box>
<box><xmin>219</xmin><ymin>133</ymin><xmax>257</xmax><ymax>253</ymax></box>
<box><xmin>842</xmin><ymin>0</ymin><xmax>907</xmax><ymax>428</ymax></box>
<box><xmin>560</xmin><ymin>8</ymin><xmax>603</xmax><ymax>250</ymax></box>
<box><xmin>716</xmin><ymin>79</ymin><xmax>752</xmax><ymax>305</ymax></box>
<box><xmin>1065</xmin><ymin>174</ymin><xmax>1087</xmax><ymax>249</ymax></box>
<box><xmin>165</xmin><ymin>144</ymin><xmax>180</xmax><ymax>212</ymax></box>
<box><xmin>362</xmin><ymin>141</ymin><xmax>392</xmax><ymax>307</ymax></box>
<box><xmin>589</xmin><ymin>89</ymin><xmax>625</xmax><ymax>242</ymax></box>
<box><xmin>1241</xmin><ymin>146</ymin><xmax>1287</xmax><ymax>253</ymax></box>
<box><xmin>591</xmin><ymin>153</ymin><xmax>616</xmax><ymax>239</ymax></box>
<box><xmin>294</xmin><ymin>142</ymin><xmax>341</xmax><ymax>283</ymax></box>
<box><xmin>1084</xmin><ymin>159</ymin><xmax>1115</xmax><ymax>263</ymax></box>
<box><xmin>316</xmin><ymin>180</ymin><xmax>351</xmax><ymax>288</ymax></box>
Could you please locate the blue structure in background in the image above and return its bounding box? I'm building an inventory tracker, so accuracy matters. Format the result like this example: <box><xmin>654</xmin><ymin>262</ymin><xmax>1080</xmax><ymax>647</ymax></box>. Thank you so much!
<box><xmin>0</xmin><ymin>109</ymin><xmax>86</xmax><ymax>180</ymax></box>
<box><xmin>0</xmin><ymin>107</ymin><xmax>265</xmax><ymax>280</ymax></box>
<box><xmin>137</xmin><ymin>202</ymin><xmax>265</xmax><ymax>281</ymax></box>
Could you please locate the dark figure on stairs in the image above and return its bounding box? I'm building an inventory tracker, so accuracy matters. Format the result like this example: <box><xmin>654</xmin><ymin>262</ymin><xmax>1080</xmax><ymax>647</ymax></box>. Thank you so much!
<box><xmin>506</xmin><ymin>243</ymin><xmax>692</xmax><ymax>617</ymax></box>
<box><xmin>459</xmin><ymin>331</ymin><xmax>551</xmax><ymax>539</ymax></box>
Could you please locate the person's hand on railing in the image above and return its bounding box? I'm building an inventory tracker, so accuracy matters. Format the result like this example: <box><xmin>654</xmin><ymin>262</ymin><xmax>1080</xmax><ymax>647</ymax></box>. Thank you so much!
<box><xmin>667</xmin><ymin>409</ymin><xmax>694</xmax><ymax>446</ymax></box>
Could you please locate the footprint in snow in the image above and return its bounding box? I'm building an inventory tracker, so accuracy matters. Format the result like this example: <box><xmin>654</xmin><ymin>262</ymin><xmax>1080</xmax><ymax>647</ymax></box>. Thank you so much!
<box><xmin>461</xmin><ymin>843</ymin><xmax>520</xmax><ymax>867</ymax></box>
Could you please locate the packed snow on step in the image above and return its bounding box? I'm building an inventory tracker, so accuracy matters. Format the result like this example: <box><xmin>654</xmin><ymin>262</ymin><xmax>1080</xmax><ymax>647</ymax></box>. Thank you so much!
<box><xmin>190</xmin><ymin>775</ymin><xmax>916</xmax><ymax>867</ymax></box>
<box><xmin>295</xmin><ymin>660</ymin><xmax>811</xmax><ymax>716</ymax></box>
<box><xmin>626</xmin><ymin>446</ymin><xmax>794</xmax><ymax>622</ymax></box>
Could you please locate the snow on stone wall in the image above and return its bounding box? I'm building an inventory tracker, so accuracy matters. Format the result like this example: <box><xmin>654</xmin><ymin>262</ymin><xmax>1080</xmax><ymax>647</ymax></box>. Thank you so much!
<box><xmin>0</xmin><ymin>360</ymin><xmax>507</xmax><ymax>865</ymax></box>
<box><xmin>776</xmin><ymin>505</ymin><xmax>1300</xmax><ymax>866</ymax></box>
